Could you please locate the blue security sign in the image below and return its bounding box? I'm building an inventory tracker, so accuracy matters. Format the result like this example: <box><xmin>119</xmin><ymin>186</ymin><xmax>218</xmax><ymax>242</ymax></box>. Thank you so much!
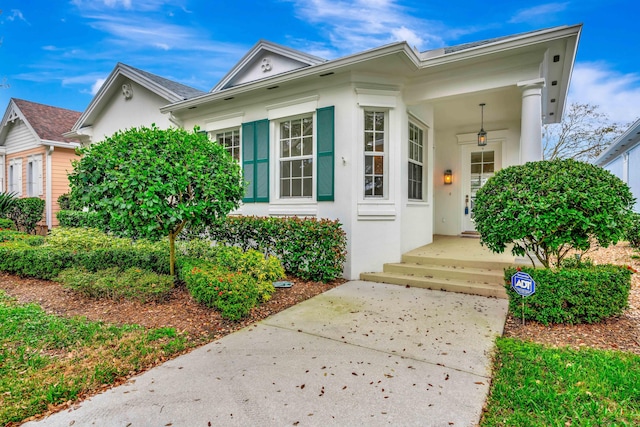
<box><xmin>511</xmin><ymin>271</ymin><xmax>536</xmax><ymax>297</ymax></box>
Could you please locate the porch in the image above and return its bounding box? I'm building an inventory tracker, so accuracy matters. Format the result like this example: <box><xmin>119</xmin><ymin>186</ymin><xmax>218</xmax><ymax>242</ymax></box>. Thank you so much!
<box><xmin>360</xmin><ymin>235</ymin><xmax>528</xmax><ymax>299</ymax></box>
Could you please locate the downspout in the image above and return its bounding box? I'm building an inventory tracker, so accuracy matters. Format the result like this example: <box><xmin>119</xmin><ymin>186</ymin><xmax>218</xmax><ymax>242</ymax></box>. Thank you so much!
<box><xmin>46</xmin><ymin>145</ymin><xmax>54</xmax><ymax>229</ymax></box>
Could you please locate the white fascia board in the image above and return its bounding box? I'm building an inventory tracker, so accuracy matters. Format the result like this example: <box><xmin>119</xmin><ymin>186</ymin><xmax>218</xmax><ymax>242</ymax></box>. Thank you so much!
<box><xmin>594</xmin><ymin>118</ymin><xmax>640</xmax><ymax>166</ymax></box>
<box><xmin>162</xmin><ymin>42</ymin><xmax>417</xmax><ymax>114</ymax></box>
<box><xmin>71</xmin><ymin>64</ymin><xmax>182</xmax><ymax>132</ymax></box>
<box><xmin>419</xmin><ymin>24</ymin><xmax>582</xmax><ymax>68</ymax></box>
<box><xmin>40</xmin><ymin>140</ymin><xmax>81</xmax><ymax>149</ymax></box>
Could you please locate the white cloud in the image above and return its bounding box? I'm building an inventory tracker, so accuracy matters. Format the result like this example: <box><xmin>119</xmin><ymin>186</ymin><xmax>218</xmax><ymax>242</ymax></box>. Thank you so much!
<box><xmin>509</xmin><ymin>2</ymin><xmax>568</xmax><ymax>24</ymax></box>
<box><xmin>569</xmin><ymin>62</ymin><xmax>640</xmax><ymax>124</ymax></box>
<box><xmin>5</xmin><ymin>9</ymin><xmax>28</xmax><ymax>23</ymax></box>
<box><xmin>91</xmin><ymin>78</ymin><xmax>107</xmax><ymax>95</ymax></box>
<box><xmin>287</xmin><ymin>0</ymin><xmax>445</xmax><ymax>55</ymax></box>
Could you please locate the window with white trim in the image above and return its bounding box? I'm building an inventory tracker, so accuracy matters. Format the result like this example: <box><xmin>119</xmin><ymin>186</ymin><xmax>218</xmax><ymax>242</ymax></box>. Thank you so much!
<box><xmin>27</xmin><ymin>155</ymin><xmax>43</xmax><ymax>197</ymax></box>
<box><xmin>215</xmin><ymin>128</ymin><xmax>241</xmax><ymax>161</ymax></box>
<box><xmin>364</xmin><ymin>110</ymin><xmax>386</xmax><ymax>197</ymax></box>
<box><xmin>279</xmin><ymin>115</ymin><xmax>313</xmax><ymax>198</ymax></box>
<box><xmin>408</xmin><ymin>122</ymin><xmax>425</xmax><ymax>200</ymax></box>
<box><xmin>8</xmin><ymin>158</ymin><xmax>22</xmax><ymax>196</ymax></box>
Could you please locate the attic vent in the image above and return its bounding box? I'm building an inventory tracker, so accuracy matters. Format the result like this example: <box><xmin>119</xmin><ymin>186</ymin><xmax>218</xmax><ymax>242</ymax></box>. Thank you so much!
<box><xmin>551</xmin><ymin>80</ymin><xmax>558</xmax><ymax>86</ymax></box>
<box><xmin>553</xmin><ymin>55</ymin><xmax>560</xmax><ymax>62</ymax></box>
<box><xmin>549</xmin><ymin>112</ymin><xmax>554</xmax><ymax>116</ymax></box>
<box><xmin>224</xmin><ymin>97</ymin><xmax>235</xmax><ymax>101</ymax></box>
<box><xmin>550</xmin><ymin>99</ymin><xmax>556</xmax><ymax>103</ymax></box>
<box><xmin>188</xmin><ymin>106</ymin><xmax>197</xmax><ymax>110</ymax></box>
<box><xmin>319</xmin><ymin>72</ymin><xmax>334</xmax><ymax>77</ymax></box>
<box><xmin>267</xmin><ymin>85</ymin><xmax>279</xmax><ymax>90</ymax></box>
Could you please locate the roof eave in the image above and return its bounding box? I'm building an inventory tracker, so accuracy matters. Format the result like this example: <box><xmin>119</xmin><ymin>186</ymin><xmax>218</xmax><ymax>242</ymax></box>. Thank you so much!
<box><xmin>594</xmin><ymin>118</ymin><xmax>640</xmax><ymax>166</ymax></box>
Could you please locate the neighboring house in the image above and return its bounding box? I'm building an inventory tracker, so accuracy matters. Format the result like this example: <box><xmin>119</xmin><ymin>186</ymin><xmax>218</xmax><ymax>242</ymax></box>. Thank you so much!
<box><xmin>157</xmin><ymin>25</ymin><xmax>581</xmax><ymax>279</ymax></box>
<box><xmin>594</xmin><ymin>118</ymin><xmax>640</xmax><ymax>212</ymax></box>
<box><xmin>64</xmin><ymin>62</ymin><xmax>206</xmax><ymax>144</ymax></box>
<box><xmin>0</xmin><ymin>99</ymin><xmax>81</xmax><ymax>228</ymax></box>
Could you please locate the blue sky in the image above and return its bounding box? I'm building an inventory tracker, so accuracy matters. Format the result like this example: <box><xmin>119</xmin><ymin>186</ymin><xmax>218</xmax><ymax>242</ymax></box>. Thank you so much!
<box><xmin>1</xmin><ymin>0</ymin><xmax>639</xmax><ymax>123</ymax></box>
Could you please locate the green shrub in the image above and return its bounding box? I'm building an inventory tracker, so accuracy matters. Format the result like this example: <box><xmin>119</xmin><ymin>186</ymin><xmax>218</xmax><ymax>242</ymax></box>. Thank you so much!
<box><xmin>57</xmin><ymin>193</ymin><xmax>75</xmax><ymax>211</ymax></box>
<box><xmin>0</xmin><ymin>229</ymin><xmax>44</xmax><ymax>246</ymax></box>
<box><xmin>0</xmin><ymin>218</ymin><xmax>16</xmax><ymax>230</ymax></box>
<box><xmin>504</xmin><ymin>265</ymin><xmax>632</xmax><ymax>325</ymax></box>
<box><xmin>0</xmin><ymin>245</ymin><xmax>75</xmax><ymax>279</ymax></box>
<box><xmin>179</xmin><ymin>258</ymin><xmax>263</xmax><ymax>320</ymax></box>
<box><xmin>75</xmin><ymin>247</ymin><xmax>170</xmax><ymax>275</ymax></box>
<box><xmin>0</xmin><ymin>191</ymin><xmax>18</xmax><ymax>218</ymax></box>
<box><xmin>56</xmin><ymin>210</ymin><xmax>105</xmax><ymax>229</ymax></box>
<box><xmin>46</xmin><ymin>227</ymin><xmax>166</xmax><ymax>252</ymax></box>
<box><xmin>625</xmin><ymin>212</ymin><xmax>640</xmax><ymax>249</ymax></box>
<box><xmin>182</xmin><ymin>239</ymin><xmax>284</xmax><ymax>293</ymax></box>
<box><xmin>475</xmin><ymin>160</ymin><xmax>634</xmax><ymax>268</ymax></box>
<box><xmin>8</xmin><ymin>198</ymin><xmax>45</xmax><ymax>234</ymax></box>
<box><xmin>56</xmin><ymin>267</ymin><xmax>173</xmax><ymax>303</ymax></box>
<box><xmin>206</xmin><ymin>216</ymin><xmax>346</xmax><ymax>282</ymax></box>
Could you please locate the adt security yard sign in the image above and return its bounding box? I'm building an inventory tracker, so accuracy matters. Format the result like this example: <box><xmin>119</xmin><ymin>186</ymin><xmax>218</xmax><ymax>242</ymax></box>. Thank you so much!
<box><xmin>511</xmin><ymin>271</ymin><xmax>536</xmax><ymax>297</ymax></box>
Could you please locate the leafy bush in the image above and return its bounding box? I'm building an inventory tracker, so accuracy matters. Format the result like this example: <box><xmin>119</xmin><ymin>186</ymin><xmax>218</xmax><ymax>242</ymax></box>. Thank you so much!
<box><xmin>0</xmin><ymin>192</ymin><xmax>18</xmax><ymax>218</ymax></box>
<box><xmin>56</xmin><ymin>210</ymin><xmax>104</xmax><ymax>229</ymax></box>
<box><xmin>75</xmin><ymin>247</ymin><xmax>170</xmax><ymax>275</ymax></box>
<box><xmin>0</xmin><ymin>218</ymin><xmax>16</xmax><ymax>230</ymax></box>
<box><xmin>625</xmin><ymin>212</ymin><xmax>640</xmax><ymax>249</ymax></box>
<box><xmin>46</xmin><ymin>227</ymin><xmax>167</xmax><ymax>252</ymax></box>
<box><xmin>0</xmin><ymin>229</ymin><xmax>44</xmax><ymax>246</ymax></box>
<box><xmin>8</xmin><ymin>198</ymin><xmax>45</xmax><ymax>234</ymax></box>
<box><xmin>0</xmin><ymin>245</ymin><xmax>75</xmax><ymax>279</ymax></box>
<box><xmin>179</xmin><ymin>259</ymin><xmax>263</xmax><ymax>320</ymax></box>
<box><xmin>206</xmin><ymin>216</ymin><xmax>346</xmax><ymax>282</ymax></box>
<box><xmin>504</xmin><ymin>265</ymin><xmax>632</xmax><ymax>324</ymax></box>
<box><xmin>56</xmin><ymin>267</ymin><xmax>173</xmax><ymax>303</ymax></box>
<box><xmin>475</xmin><ymin>160</ymin><xmax>634</xmax><ymax>268</ymax></box>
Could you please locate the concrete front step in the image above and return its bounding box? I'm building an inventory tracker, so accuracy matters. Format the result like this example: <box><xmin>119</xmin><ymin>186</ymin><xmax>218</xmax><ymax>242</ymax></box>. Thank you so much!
<box><xmin>401</xmin><ymin>254</ymin><xmax>520</xmax><ymax>271</ymax></box>
<box><xmin>360</xmin><ymin>271</ymin><xmax>508</xmax><ymax>299</ymax></box>
<box><xmin>383</xmin><ymin>262</ymin><xmax>503</xmax><ymax>283</ymax></box>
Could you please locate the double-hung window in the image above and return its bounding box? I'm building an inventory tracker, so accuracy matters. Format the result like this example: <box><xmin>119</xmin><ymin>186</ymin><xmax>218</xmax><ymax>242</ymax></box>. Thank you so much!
<box><xmin>215</xmin><ymin>128</ymin><xmax>241</xmax><ymax>161</ymax></box>
<box><xmin>8</xmin><ymin>158</ymin><xmax>22</xmax><ymax>196</ymax></box>
<box><xmin>27</xmin><ymin>155</ymin><xmax>43</xmax><ymax>197</ymax></box>
<box><xmin>408</xmin><ymin>122</ymin><xmax>425</xmax><ymax>200</ymax></box>
<box><xmin>279</xmin><ymin>115</ymin><xmax>313</xmax><ymax>198</ymax></box>
<box><xmin>364</xmin><ymin>110</ymin><xmax>386</xmax><ymax>197</ymax></box>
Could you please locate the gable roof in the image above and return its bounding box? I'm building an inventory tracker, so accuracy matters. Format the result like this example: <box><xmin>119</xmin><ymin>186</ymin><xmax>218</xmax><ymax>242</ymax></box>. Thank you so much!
<box><xmin>69</xmin><ymin>63</ymin><xmax>206</xmax><ymax>134</ymax></box>
<box><xmin>211</xmin><ymin>40</ymin><xmax>327</xmax><ymax>92</ymax></box>
<box><xmin>0</xmin><ymin>98</ymin><xmax>81</xmax><ymax>145</ymax></box>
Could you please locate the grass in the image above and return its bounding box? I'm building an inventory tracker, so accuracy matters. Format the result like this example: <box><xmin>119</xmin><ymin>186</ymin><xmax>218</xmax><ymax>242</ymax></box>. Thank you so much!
<box><xmin>481</xmin><ymin>337</ymin><xmax>640</xmax><ymax>426</ymax></box>
<box><xmin>0</xmin><ymin>291</ymin><xmax>189</xmax><ymax>425</ymax></box>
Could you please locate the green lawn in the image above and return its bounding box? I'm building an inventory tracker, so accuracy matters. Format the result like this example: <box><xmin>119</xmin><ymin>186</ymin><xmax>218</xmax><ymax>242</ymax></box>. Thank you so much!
<box><xmin>481</xmin><ymin>337</ymin><xmax>640</xmax><ymax>426</ymax></box>
<box><xmin>0</xmin><ymin>290</ymin><xmax>188</xmax><ymax>425</ymax></box>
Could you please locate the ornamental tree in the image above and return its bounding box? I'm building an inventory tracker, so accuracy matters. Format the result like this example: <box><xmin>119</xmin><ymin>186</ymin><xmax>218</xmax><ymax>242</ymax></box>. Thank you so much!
<box><xmin>473</xmin><ymin>159</ymin><xmax>634</xmax><ymax>268</ymax></box>
<box><xmin>68</xmin><ymin>125</ymin><xmax>244</xmax><ymax>276</ymax></box>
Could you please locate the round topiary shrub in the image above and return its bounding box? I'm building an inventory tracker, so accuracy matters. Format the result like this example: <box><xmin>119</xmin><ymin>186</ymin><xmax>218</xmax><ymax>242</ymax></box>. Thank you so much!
<box><xmin>474</xmin><ymin>159</ymin><xmax>634</xmax><ymax>268</ymax></box>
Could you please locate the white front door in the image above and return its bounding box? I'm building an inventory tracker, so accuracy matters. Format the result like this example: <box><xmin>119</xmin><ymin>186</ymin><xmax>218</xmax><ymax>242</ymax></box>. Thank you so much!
<box><xmin>462</xmin><ymin>142</ymin><xmax>502</xmax><ymax>232</ymax></box>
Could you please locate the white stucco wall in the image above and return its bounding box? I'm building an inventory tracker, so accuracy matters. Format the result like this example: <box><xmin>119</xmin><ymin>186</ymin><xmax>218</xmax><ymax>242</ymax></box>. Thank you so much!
<box><xmin>90</xmin><ymin>79</ymin><xmax>174</xmax><ymax>143</ymax></box>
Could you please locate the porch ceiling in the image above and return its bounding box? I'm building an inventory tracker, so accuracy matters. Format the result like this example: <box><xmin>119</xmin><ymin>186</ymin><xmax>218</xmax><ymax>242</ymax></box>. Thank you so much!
<box><xmin>431</xmin><ymin>87</ymin><xmax>523</xmax><ymax>132</ymax></box>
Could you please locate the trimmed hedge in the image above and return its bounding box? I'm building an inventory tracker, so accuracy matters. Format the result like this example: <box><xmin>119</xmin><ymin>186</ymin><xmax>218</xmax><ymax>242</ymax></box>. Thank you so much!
<box><xmin>504</xmin><ymin>265</ymin><xmax>632</xmax><ymax>325</ymax></box>
<box><xmin>206</xmin><ymin>216</ymin><xmax>346</xmax><ymax>282</ymax></box>
<box><xmin>179</xmin><ymin>258</ymin><xmax>266</xmax><ymax>321</ymax></box>
<box><xmin>56</xmin><ymin>267</ymin><xmax>174</xmax><ymax>303</ymax></box>
<box><xmin>0</xmin><ymin>218</ymin><xmax>16</xmax><ymax>230</ymax></box>
<box><xmin>0</xmin><ymin>243</ymin><xmax>170</xmax><ymax>279</ymax></box>
<box><xmin>0</xmin><ymin>230</ymin><xmax>44</xmax><ymax>246</ymax></box>
<box><xmin>56</xmin><ymin>210</ymin><xmax>105</xmax><ymax>229</ymax></box>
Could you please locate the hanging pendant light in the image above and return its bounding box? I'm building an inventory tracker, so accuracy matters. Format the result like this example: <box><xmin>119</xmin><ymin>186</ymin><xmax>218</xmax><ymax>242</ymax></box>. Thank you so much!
<box><xmin>477</xmin><ymin>103</ymin><xmax>487</xmax><ymax>147</ymax></box>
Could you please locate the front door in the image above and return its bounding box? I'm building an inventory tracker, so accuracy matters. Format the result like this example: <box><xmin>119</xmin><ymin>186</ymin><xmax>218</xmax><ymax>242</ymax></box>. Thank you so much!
<box><xmin>462</xmin><ymin>143</ymin><xmax>502</xmax><ymax>232</ymax></box>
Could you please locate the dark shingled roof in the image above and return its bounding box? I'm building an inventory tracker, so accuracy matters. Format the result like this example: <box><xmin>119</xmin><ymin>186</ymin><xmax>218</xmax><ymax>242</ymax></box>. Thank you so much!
<box><xmin>13</xmin><ymin>99</ymin><xmax>81</xmax><ymax>143</ymax></box>
<box><xmin>122</xmin><ymin>64</ymin><xmax>206</xmax><ymax>100</ymax></box>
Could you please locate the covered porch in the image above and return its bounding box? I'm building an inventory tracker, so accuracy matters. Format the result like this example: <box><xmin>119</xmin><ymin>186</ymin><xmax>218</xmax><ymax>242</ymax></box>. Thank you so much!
<box><xmin>361</xmin><ymin>235</ymin><xmax>528</xmax><ymax>299</ymax></box>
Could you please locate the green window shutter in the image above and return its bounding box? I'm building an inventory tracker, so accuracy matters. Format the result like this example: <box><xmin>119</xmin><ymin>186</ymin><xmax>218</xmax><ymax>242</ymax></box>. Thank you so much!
<box><xmin>242</xmin><ymin>119</ymin><xmax>270</xmax><ymax>203</ymax></box>
<box><xmin>316</xmin><ymin>106</ymin><xmax>335</xmax><ymax>201</ymax></box>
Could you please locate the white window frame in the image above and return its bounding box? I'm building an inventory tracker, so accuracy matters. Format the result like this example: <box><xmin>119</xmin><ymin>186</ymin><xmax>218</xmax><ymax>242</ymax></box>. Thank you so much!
<box><xmin>363</xmin><ymin>109</ymin><xmax>388</xmax><ymax>199</ymax></box>
<box><xmin>8</xmin><ymin>158</ymin><xmax>22</xmax><ymax>196</ymax></box>
<box><xmin>408</xmin><ymin>121</ymin><xmax>425</xmax><ymax>201</ymax></box>
<box><xmin>213</xmin><ymin>127</ymin><xmax>241</xmax><ymax>162</ymax></box>
<box><xmin>27</xmin><ymin>154</ymin><xmax>43</xmax><ymax>197</ymax></box>
<box><xmin>276</xmin><ymin>113</ymin><xmax>315</xmax><ymax>200</ymax></box>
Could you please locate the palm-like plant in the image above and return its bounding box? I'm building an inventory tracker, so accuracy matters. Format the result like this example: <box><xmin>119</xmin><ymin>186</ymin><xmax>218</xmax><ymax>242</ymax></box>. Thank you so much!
<box><xmin>0</xmin><ymin>192</ymin><xmax>18</xmax><ymax>218</ymax></box>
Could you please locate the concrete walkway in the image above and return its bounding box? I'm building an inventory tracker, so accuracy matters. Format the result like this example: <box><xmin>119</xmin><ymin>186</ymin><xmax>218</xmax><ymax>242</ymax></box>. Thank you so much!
<box><xmin>26</xmin><ymin>281</ymin><xmax>508</xmax><ymax>427</ymax></box>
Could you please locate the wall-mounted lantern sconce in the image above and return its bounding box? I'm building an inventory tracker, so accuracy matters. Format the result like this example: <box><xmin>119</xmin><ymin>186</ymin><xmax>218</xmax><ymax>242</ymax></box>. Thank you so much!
<box><xmin>444</xmin><ymin>169</ymin><xmax>453</xmax><ymax>185</ymax></box>
<box><xmin>477</xmin><ymin>103</ymin><xmax>487</xmax><ymax>147</ymax></box>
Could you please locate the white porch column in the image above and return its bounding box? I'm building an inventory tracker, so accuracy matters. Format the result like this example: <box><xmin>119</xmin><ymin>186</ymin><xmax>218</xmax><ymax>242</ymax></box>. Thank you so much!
<box><xmin>517</xmin><ymin>78</ymin><xmax>545</xmax><ymax>163</ymax></box>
